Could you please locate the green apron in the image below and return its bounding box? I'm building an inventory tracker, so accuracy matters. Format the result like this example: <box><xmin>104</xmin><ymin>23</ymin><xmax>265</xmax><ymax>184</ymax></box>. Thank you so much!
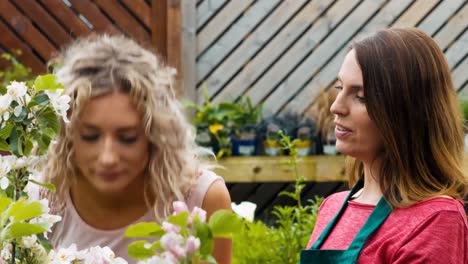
<box><xmin>299</xmin><ymin>180</ymin><xmax>392</xmax><ymax>264</ymax></box>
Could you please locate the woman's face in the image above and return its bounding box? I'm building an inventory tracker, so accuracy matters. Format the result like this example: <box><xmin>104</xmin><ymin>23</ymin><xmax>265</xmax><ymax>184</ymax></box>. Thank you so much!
<box><xmin>330</xmin><ymin>50</ymin><xmax>382</xmax><ymax>163</ymax></box>
<box><xmin>73</xmin><ymin>92</ymin><xmax>150</xmax><ymax>194</ymax></box>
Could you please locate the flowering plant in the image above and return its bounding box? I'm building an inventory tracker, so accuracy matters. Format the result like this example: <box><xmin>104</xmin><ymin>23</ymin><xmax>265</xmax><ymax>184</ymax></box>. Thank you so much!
<box><xmin>0</xmin><ymin>76</ymin><xmax>124</xmax><ymax>263</ymax></box>
<box><xmin>125</xmin><ymin>201</ymin><xmax>241</xmax><ymax>264</ymax></box>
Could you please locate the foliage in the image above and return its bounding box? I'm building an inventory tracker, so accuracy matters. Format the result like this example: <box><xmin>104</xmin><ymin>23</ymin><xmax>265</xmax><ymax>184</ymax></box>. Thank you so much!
<box><xmin>185</xmin><ymin>83</ymin><xmax>264</xmax><ymax>157</ymax></box>
<box><xmin>125</xmin><ymin>201</ymin><xmax>242</xmax><ymax>263</ymax></box>
<box><xmin>231</xmin><ymin>131</ymin><xmax>323</xmax><ymax>264</ymax></box>
<box><xmin>0</xmin><ymin>52</ymin><xmax>34</xmax><ymax>94</ymax></box>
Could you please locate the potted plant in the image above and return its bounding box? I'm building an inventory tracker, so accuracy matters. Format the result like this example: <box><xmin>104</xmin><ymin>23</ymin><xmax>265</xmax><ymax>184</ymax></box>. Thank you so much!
<box><xmin>229</xmin><ymin>97</ymin><xmax>262</xmax><ymax>156</ymax></box>
<box><xmin>185</xmin><ymin>84</ymin><xmax>235</xmax><ymax>158</ymax></box>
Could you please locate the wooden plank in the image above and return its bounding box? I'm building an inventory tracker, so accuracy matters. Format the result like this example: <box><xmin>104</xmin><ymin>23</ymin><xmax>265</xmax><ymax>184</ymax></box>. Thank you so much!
<box><xmin>284</xmin><ymin>0</ymin><xmax>414</xmax><ymax>114</ymax></box>
<box><xmin>392</xmin><ymin>0</ymin><xmax>439</xmax><ymax>28</ymax></box>
<box><xmin>94</xmin><ymin>0</ymin><xmax>150</xmax><ymax>44</ymax></box>
<box><xmin>121</xmin><ymin>0</ymin><xmax>151</xmax><ymax>29</ymax></box>
<box><xmin>214</xmin><ymin>156</ymin><xmax>347</xmax><ymax>182</ymax></box>
<box><xmin>197</xmin><ymin>0</ymin><xmax>281</xmax><ymax>83</ymax></box>
<box><xmin>40</xmin><ymin>0</ymin><xmax>92</xmax><ymax>37</ymax></box>
<box><xmin>13</xmin><ymin>0</ymin><xmax>73</xmax><ymax>46</ymax></box>
<box><xmin>417</xmin><ymin>0</ymin><xmax>465</xmax><ymax>36</ymax></box>
<box><xmin>433</xmin><ymin>3</ymin><xmax>468</xmax><ymax>50</ymax></box>
<box><xmin>152</xmin><ymin>0</ymin><xmax>167</xmax><ymax>58</ymax></box>
<box><xmin>210</xmin><ymin>0</ymin><xmax>345</xmax><ymax>105</ymax></box>
<box><xmin>260</xmin><ymin>0</ymin><xmax>386</xmax><ymax>114</ymax></box>
<box><xmin>0</xmin><ymin>20</ymin><xmax>45</xmax><ymax>73</ymax></box>
<box><xmin>68</xmin><ymin>0</ymin><xmax>120</xmax><ymax>34</ymax></box>
<box><xmin>181</xmin><ymin>0</ymin><xmax>197</xmax><ymax>104</ymax></box>
<box><xmin>167</xmin><ymin>0</ymin><xmax>182</xmax><ymax>97</ymax></box>
<box><xmin>445</xmin><ymin>30</ymin><xmax>468</xmax><ymax>68</ymax></box>
<box><xmin>240</xmin><ymin>0</ymin><xmax>359</xmax><ymax>108</ymax></box>
<box><xmin>197</xmin><ymin>0</ymin><xmax>254</xmax><ymax>55</ymax></box>
<box><xmin>452</xmin><ymin>56</ymin><xmax>468</xmax><ymax>90</ymax></box>
<box><xmin>0</xmin><ymin>1</ymin><xmax>57</xmax><ymax>61</ymax></box>
<box><xmin>197</xmin><ymin>0</ymin><xmax>227</xmax><ymax>29</ymax></box>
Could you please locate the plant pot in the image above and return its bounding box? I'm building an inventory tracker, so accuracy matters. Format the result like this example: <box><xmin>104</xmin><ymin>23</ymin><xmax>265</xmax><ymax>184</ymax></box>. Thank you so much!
<box><xmin>232</xmin><ymin>137</ymin><xmax>257</xmax><ymax>156</ymax></box>
<box><xmin>294</xmin><ymin>140</ymin><xmax>312</xmax><ymax>156</ymax></box>
<box><xmin>263</xmin><ymin>139</ymin><xmax>281</xmax><ymax>156</ymax></box>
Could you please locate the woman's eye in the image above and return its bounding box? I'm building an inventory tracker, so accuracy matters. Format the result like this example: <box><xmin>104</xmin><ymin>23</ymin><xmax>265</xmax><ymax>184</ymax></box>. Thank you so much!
<box><xmin>356</xmin><ymin>96</ymin><xmax>366</xmax><ymax>103</ymax></box>
<box><xmin>334</xmin><ymin>85</ymin><xmax>343</xmax><ymax>91</ymax></box>
<box><xmin>120</xmin><ymin>136</ymin><xmax>138</xmax><ymax>144</ymax></box>
<box><xmin>80</xmin><ymin>134</ymin><xmax>99</xmax><ymax>142</ymax></box>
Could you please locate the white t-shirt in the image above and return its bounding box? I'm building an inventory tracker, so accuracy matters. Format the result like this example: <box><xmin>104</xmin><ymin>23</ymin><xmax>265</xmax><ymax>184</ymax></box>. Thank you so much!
<box><xmin>49</xmin><ymin>170</ymin><xmax>223</xmax><ymax>262</ymax></box>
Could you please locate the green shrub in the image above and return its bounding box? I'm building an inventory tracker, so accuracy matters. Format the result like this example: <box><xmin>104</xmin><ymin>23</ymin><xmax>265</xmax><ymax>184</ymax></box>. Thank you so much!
<box><xmin>232</xmin><ymin>131</ymin><xmax>323</xmax><ymax>263</ymax></box>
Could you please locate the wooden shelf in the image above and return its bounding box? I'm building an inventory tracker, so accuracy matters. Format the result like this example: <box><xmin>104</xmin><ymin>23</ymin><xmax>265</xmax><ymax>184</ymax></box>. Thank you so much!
<box><xmin>215</xmin><ymin>155</ymin><xmax>468</xmax><ymax>183</ymax></box>
<box><xmin>214</xmin><ymin>155</ymin><xmax>347</xmax><ymax>182</ymax></box>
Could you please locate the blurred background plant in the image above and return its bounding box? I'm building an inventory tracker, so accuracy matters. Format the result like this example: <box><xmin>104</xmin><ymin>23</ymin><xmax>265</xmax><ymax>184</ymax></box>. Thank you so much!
<box><xmin>231</xmin><ymin>131</ymin><xmax>323</xmax><ymax>264</ymax></box>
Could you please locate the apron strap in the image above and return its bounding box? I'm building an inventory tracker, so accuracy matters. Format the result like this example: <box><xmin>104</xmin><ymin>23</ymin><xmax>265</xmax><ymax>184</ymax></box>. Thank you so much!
<box><xmin>310</xmin><ymin>180</ymin><xmax>364</xmax><ymax>250</ymax></box>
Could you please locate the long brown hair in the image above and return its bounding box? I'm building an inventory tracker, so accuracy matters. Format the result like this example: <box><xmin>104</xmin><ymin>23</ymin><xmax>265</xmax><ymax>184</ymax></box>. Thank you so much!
<box><xmin>348</xmin><ymin>28</ymin><xmax>468</xmax><ymax>208</ymax></box>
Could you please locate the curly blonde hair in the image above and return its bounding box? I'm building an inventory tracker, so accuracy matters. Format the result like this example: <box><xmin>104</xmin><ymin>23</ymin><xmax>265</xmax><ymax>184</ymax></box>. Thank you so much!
<box><xmin>44</xmin><ymin>34</ymin><xmax>203</xmax><ymax>221</ymax></box>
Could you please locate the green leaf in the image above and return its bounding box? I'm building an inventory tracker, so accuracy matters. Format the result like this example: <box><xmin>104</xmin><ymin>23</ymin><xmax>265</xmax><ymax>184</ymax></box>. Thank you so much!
<box><xmin>37</xmin><ymin>107</ymin><xmax>60</xmax><ymax>134</ymax></box>
<box><xmin>10</xmin><ymin>201</ymin><xmax>45</xmax><ymax>222</ymax></box>
<box><xmin>127</xmin><ymin>240</ymin><xmax>156</xmax><ymax>259</ymax></box>
<box><xmin>9</xmin><ymin>126</ymin><xmax>22</xmax><ymax>156</ymax></box>
<box><xmin>34</xmin><ymin>74</ymin><xmax>63</xmax><ymax>92</ymax></box>
<box><xmin>208</xmin><ymin>210</ymin><xmax>242</xmax><ymax>238</ymax></box>
<box><xmin>23</xmin><ymin>137</ymin><xmax>33</xmax><ymax>156</ymax></box>
<box><xmin>0</xmin><ymin>123</ymin><xmax>13</xmax><ymax>139</ymax></box>
<box><xmin>167</xmin><ymin>211</ymin><xmax>189</xmax><ymax>228</ymax></box>
<box><xmin>37</xmin><ymin>233</ymin><xmax>53</xmax><ymax>253</ymax></box>
<box><xmin>4</xmin><ymin>222</ymin><xmax>47</xmax><ymax>239</ymax></box>
<box><xmin>195</xmin><ymin>222</ymin><xmax>214</xmax><ymax>257</ymax></box>
<box><xmin>28</xmin><ymin>179</ymin><xmax>56</xmax><ymax>193</ymax></box>
<box><xmin>0</xmin><ymin>139</ymin><xmax>9</xmax><ymax>152</ymax></box>
<box><xmin>6</xmin><ymin>198</ymin><xmax>26</xmax><ymax>218</ymax></box>
<box><xmin>125</xmin><ymin>222</ymin><xmax>164</xmax><ymax>238</ymax></box>
<box><xmin>0</xmin><ymin>197</ymin><xmax>12</xmax><ymax>212</ymax></box>
<box><xmin>31</xmin><ymin>93</ymin><xmax>49</xmax><ymax>107</ymax></box>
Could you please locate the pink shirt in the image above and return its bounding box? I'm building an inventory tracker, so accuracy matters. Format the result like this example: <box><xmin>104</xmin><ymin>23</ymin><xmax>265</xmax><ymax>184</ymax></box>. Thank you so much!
<box><xmin>307</xmin><ymin>191</ymin><xmax>468</xmax><ymax>264</ymax></box>
<box><xmin>50</xmin><ymin>170</ymin><xmax>223</xmax><ymax>263</ymax></box>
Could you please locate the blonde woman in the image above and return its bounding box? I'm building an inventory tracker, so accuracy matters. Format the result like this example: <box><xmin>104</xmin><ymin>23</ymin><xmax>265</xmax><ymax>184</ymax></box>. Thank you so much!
<box><xmin>43</xmin><ymin>35</ymin><xmax>232</xmax><ymax>263</ymax></box>
<box><xmin>301</xmin><ymin>28</ymin><xmax>468</xmax><ymax>263</ymax></box>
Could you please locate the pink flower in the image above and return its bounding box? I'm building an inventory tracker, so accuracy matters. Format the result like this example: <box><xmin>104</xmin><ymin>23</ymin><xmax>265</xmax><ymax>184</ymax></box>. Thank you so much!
<box><xmin>172</xmin><ymin>201</ymin><xmax>188</xmax><ymax>214</ymax></box>
<box><xmin>189</xmin><ymin>207</ymin><xmax>207</xmax><ymax>224</ymax></box>
<box><xmin>162</xmin><ymin>221</ymin><xmax>181</xmax><ymax>233</ymax></box>
<box><xmin>160</xmin><ymin>233</ymin><xmax>186</xmax><ymax>259</ymax></box>
<box><xmin>185</xmin><ymin>236</ymin><xmax>201</xmax><ymax>254</ymax></box>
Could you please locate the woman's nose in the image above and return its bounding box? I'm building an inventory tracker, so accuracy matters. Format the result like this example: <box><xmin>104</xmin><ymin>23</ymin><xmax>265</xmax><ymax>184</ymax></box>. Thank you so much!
<box><xmin>330</xmin><ymin>93</ymin><xmax>349</xmax><ymax>116</ymax></box>
<box><xmin>98</xmin><ymin>137</ymin><xmax>119</xmax><ymax>167</ymax></box>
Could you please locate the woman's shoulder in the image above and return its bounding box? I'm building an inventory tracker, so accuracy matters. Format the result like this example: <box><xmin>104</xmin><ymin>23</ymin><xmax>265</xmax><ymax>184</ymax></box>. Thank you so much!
<box><xmin>185</xmin><ymin>169</ymin><xmax>225</xmax><ymax>210</ymax></box>
<box><xmin>394</xmin><ymin>197</ymin><xmax>466</xmax><ymax>219</ymax></box>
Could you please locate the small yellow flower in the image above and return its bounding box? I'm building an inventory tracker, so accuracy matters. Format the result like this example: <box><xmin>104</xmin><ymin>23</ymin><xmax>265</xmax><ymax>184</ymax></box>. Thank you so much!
<box><xmin>209</xmin><ymin>123</ymin><xmax>224</xmax><ymax>134</ymax></box>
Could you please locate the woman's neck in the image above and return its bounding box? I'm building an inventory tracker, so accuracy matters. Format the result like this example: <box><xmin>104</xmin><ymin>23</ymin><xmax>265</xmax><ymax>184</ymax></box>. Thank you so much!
<box><xmin>70</xmin><ymin>176</ymin><xmax>151</xmax><ymax>230</ymax></box>
<box><xmin>352</xmin><ymin>159</ymin><xmax>383</xmax><ymax>205</ymax></box>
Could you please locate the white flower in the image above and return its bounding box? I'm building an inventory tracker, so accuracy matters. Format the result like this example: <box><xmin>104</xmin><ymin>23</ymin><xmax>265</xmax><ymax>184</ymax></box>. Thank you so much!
<box><xmin>6</xmin><ymin>81</ymin><xmax>28</xmax><ymax>101</ymax></box>
<box><xmin>231</xmin><ymin>201</ymin><xmax>257</xmax><ymax>222</ymax></box>
<box><xmin>13</xmin><ymin>157</ymin><xmax>27</xmax><ymax>169</ymax></box>
<box><xmin>45</xmin><ymin>89</ymin><xmax>71</xmax><ymax>123</ymax></box>
<box><xmin>48</xmin><ymin>244</ymin><xmax>80</xmax><ymax>263</ymax></box>
<box><xmin>0</xmin><ymin>95</ymin><xmax>12</xmax><ymax>112</ymax></box>
<box><xmin>0</xmin><ymin>177</ymin><xmax>9</xmax><ymax>190</ymax></box>
<box><xmin>40</xmin><ymin>214</ymin><xmax>62</xmax><ymax>231</ymax></box>
<box><xmin>3</xmin><ymin>111</ymin><xmax>10</xmax><ymax>122</ymax></box>
<box><xmin>21</xmin><ymin>235</ymin><xmax>37</xmax><ymax>248</ymax></box>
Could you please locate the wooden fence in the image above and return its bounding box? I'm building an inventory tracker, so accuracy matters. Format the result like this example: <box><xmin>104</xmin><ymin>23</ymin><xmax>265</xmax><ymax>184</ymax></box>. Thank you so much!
<box><xmin>193</xmin><ymin>0</ymin><xmax>467</xmax><ymax>115</ymax></box>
